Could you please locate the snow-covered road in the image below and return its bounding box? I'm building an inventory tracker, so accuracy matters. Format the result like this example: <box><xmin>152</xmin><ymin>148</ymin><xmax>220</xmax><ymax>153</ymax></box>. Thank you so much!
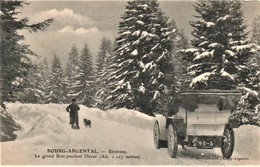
<box><xmin>1</xmin><ymin>103</ymin><xmax>259</xmax><ymax>165</ymax></box>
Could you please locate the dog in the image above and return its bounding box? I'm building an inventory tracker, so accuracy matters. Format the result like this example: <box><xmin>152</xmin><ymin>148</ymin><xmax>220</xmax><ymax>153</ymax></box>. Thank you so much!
<box><xmin>83</xmin><ymin>119</ymin><xmax>91</xmax><ymax>128</ymax></box>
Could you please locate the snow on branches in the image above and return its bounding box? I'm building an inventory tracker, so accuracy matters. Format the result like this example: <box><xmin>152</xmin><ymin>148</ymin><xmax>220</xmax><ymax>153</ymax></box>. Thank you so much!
<box><xmin>106</xmin><ymin>0</ymin><xmax>176</xmax><ymax>115</ymax></box>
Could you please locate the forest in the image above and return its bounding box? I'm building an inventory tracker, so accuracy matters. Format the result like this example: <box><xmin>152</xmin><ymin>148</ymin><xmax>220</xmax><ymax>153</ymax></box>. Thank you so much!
<box><xmin>0</xmin><ymin>0</ymin><xmax>259</xmax><ymax>125</ymax></box>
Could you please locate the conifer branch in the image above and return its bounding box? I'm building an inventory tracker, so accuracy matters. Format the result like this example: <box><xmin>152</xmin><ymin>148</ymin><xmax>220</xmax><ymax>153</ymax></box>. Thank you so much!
<box><xmin>26</xmin><ymin>18</ymin><xmax>54</xmax><ymax>32</ymax></box>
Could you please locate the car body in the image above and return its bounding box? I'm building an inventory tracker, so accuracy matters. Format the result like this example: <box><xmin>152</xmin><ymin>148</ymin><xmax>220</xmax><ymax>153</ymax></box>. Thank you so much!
<box><xmin>153</xmin><ymin>90</ymin><xmax>241</xmax><ymax>158</ymax></box>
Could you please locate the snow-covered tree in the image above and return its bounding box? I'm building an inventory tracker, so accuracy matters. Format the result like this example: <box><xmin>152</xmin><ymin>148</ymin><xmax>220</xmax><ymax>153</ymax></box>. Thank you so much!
<box><xmin>182</xmin><ymin>0</ymin><xmax>257</xmax><ymax>91</ymax></box>
<box><xmin>19</xmin><ymin>57</ymin><xmax>52</xmax><ymax>104</ymax></box>
<box><xmin>240</xmin><ymin>15</ymin><xmax>260</xmax><ymax>112</ymax></box>
<box><xmin>74</xmin><ymin>44</ymin><xmax>95</xmax><ymax>107</ymax></box>
<box><xmin>16</xmin><ymin>62</ymin><xmax>46</xmax><ymax>103</ymax></box>
<box><xmin>251</xmin><ymin>16</ymin><xmax>260</xmax><ymax>45</ymax></box>
<box><xmin>96</xmin><ymin>38</ymin><xmax>113</xmax><ymax>78</ymax></box>
<box><xmin>46</xmin><ymin>54</ymin><xmax>66</xmax><ymax>103</ymax></box>
<box><xmin>250</xmin><ymin>15</ymin><xmax>260</xmax><ymax>82</ymax></box>
<box><xmin>106</xmin><ymin>0</ymin><xmax>176</xmax><ymax>115</ymax></box>
<box><xmin>94</xmin><ymin>38</ymin><xmax>115</xmax><ymax>109</ymax></box>
<box><xmin>169</xmin><ymin>18</ymin><xmax>190</xmax><ymax>91</ymax></box>
<box><xmin>65</xmin><ymin>44</ymin><xmax>80</xmax><ymax>101</ymax></box>
<box><xmin>40</xmin><ymin>58</ymin><xmax>51</xmax><ymax>103</ymax></box>
<box><xmin>0</xmin><ymin>0</ymin><xmax>53</xmax><ymax>103</ymax></box>
<box><xmin>0</xmin><ymin>106</ymin><xmax>21</xmax><ymax>141</ymax></box>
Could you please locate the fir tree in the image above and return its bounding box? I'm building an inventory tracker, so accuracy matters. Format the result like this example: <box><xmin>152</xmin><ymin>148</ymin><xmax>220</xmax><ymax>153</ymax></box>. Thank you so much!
<box><xmin>42</xmin><ymin>58</ymin><xmax>50</xmax><ymax>82</ymax></box>
<box><xmin>106</xmin><ymin>0</ymin><xmax>176</xmax><ymax>115</ymax></box>
<box><xmin>65</xmin><ymin>44</ymin><xmax>80</xmax><ymax>101</ymax></box>
<box><xmin>17</xmin><ymin>63</ymin><xmax>45</xmax><ymax>103</ymax></box>
<box><xmin>75</xmin><ymin>44</ymin><xmax>95</xmax><ymax>107</ymax></box>
<box><xmin>169</xmin><ymin>18</ymin><xmax>190</xmax><ymax>91</ymax></box>
<box><xmin>242</xmin><ymin>15</ymin><xmax>260</xmax><ymax>111</ymax></box>
<box><xmin>0</xmin><ymin>0</ymin><xmax>53</xmax><ymax>103</ymax></box>
<box><xmin>175</xmin><ymin>29</ymin><xmax>191</xmax><ymax>90</ymax></box>
<box><xmin>251</xmin><ymin>16</ymin><xmax>260</xmax><ymax>45</ymax></box>
<box><xmin>250</xmin><ymin>15</ymin><xmax>260</xmax><ymax>78</ymax></box>
<box><xmin>182</xmin><ymin>0</ymin><xmax>256</xmax><ymax>90</ymax></box>
<box><xmin>46</xmin><ymin>54</ymin><xmax>66</xmax><ymax>103</ymax></box>
<box><xmin>96</xmin><ymin>37</ymin><xmax>112</xmax><ymax>78</ymax></box>
<box><xmin>38</xmin><ymin>58</ymin><xmax>50</xmax><ymax>103</ymax></box>
<box><xmin>94</xmin><ymin>37</ymin><xmax>114</xmax><ymax>109</ymax></box>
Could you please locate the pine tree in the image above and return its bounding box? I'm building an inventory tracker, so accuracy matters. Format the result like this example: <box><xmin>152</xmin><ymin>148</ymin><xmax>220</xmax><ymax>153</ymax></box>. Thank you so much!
<box><xmin>251</xmin><ymin>16</ymin><xmax>260</xmax><ymax>45</ymax></box>
<box><xmin>94</xmin><ymin>37</ymin><xmax>114</xmax><ymax>109</ymax></box>
<box><xmin>169</xmin><ymin>18</ymin><xmax>190</xmax><ymax>91</ymax></box>
<box><xmin>182</xmin><ymin>0</ymin><xmax>256</xmax><ymax>90</ymax></box>
<box><xmin>106</xmin><ymin>0</ymin><xmax>176</xmax><ymax>115</ymax></box>
<box><xmin>96</xmin><ymin>38</ymin><xmax>112</xmax><ymax>78</ymax></box>
<box><xmin>250</xmin><ymin>15</ymin><xmax>260</xmax><ymax>79</ymax></box>
<box><xmin>0</xmin><ymin>0</ymin><xmax>53</xmax><ymax>103</ymax></box>
<box><xmin>65</xmin><ymin>44</ymin><xmax>80</xmax><ymax>101</ymax></box>
<box><xmin>75</xmin><ymin>44</ymin><xmax>95</xmax><ymax>107</ymax></box>
<box><xmin>176</xmin><ymin>29</ymin><xmax>191</xmax><ymax>90</ymax></box>
<box><xmin>17</xmin><ymin>63</ymin><xmax>45</xmax><ymax>103</ymax></box>
<box><xmin>242</xmin><ymin>15</ymin><xmax>260</xmax><ymax>111</ymax></box>
<box><xmin>40</xmin><ymin>58</ymin><xmax>50</xmax><ymax>103</ymax></box>
<box><xmin>46</xmin><ymin>54</ymin><xmax>66</xmax><ymax>103</ymax></box>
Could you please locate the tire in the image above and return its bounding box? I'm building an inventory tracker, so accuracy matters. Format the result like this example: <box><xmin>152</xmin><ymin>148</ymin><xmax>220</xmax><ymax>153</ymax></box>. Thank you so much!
<box><xmin>168</xmin><ymin>123</ymin><xmax>178</xmax><ymax>158</ymax></box>
<box><xmin>221</xmin><ymin>125</ymin><xmax>235</xmax><ymax>158</ymax></box>
<box><xmin>153</xmin><ymin>121</ymin><xmax>162</xmax><ymax>149</ymax></box>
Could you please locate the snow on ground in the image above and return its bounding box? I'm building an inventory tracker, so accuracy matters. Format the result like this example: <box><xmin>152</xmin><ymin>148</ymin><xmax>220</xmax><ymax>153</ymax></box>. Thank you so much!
<box><xmin>0</xmin><ymin>103</ymin><xmax>259</xmax><ymax>165</ymax></box>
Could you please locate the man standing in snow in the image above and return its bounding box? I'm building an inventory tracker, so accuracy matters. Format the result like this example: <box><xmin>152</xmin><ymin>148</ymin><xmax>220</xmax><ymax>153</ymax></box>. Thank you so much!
<box><xmin>66</xmin><ymin>98</ymin><xmax>80</xmax><ymax>129</ymax></box>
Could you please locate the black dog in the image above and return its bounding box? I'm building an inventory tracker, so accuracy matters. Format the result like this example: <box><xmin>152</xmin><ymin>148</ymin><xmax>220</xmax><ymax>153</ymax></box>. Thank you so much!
<box><xmin>83</xmin><ymin>119</ymin><xmax>91</xmax><ymax>128</ymax></box>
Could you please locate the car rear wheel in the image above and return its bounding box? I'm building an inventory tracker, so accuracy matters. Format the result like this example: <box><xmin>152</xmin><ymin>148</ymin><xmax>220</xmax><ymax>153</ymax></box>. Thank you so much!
<box><xmin>168</xmin><ymin>123</ymin><xmax>178</xmax><ymax>158</ymax></box>
<box><xmin>153</xmin><ymin>121</ymin><xmax>162</xmax><ymax>149</ymax></box>
<box><xmin>221</xmin><ymin>125</ymin><xmax>235</xmax><ymax>158</ymax></box>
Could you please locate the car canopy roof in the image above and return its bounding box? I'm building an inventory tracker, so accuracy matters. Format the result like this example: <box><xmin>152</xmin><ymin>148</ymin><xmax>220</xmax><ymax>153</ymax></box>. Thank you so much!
<box><xmin>167</xmin><ymin>90</ymin><xmax>241</xmax><ymax>117</ymax></box>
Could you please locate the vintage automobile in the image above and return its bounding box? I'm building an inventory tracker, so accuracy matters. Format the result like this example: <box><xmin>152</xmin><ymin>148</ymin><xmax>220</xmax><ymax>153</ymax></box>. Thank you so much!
<box><xmin>153</xmin><ymin>90</ymin><xmax>241</xmax><ymax>158</ymax></box>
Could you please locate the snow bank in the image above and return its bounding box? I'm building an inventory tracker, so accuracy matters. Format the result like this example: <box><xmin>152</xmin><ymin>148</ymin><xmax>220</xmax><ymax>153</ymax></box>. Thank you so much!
<box><xmin>5</xmin><ymin>103</ymin><xmax>154</xmax><ymax>132</ymax></box>
<box><xmin>1</xmin><ymin>103</ymin><xmax>154</xmax><ymax>165</ymax></box>
<box><xmin>104</xmin><ymin>108</ymin><xmax>154</xmax><ymax>130</ymax></box>
<box><xmin>1</xmin><ymin>103</ymin><xmax>260</xmax><ymax>165</ymax></box>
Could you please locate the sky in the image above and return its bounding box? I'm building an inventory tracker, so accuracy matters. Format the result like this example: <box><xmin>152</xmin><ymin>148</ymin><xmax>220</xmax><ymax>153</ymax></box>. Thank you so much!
<box><xmin>19</xmin><ymin>0</ymin><xmax>260</xmax><ymax>67</ymax></box>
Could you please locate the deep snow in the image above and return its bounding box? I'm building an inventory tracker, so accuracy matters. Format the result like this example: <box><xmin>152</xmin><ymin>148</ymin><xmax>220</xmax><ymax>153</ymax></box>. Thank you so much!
<box><xmin>0</xmin><ymin>103</ymin><xmax>259</xmax><ymax>165</ymax></box>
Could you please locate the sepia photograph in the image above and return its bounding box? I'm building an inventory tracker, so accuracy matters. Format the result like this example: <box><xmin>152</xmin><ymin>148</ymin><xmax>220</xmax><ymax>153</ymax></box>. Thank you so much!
<box><xmin>0</xmin><ymin>0</ymin><xmax>259</xmax><ymax>165</ymax></box>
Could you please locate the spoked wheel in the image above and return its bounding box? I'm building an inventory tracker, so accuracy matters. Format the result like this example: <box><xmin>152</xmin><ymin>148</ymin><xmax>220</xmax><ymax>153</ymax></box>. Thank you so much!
<box><xmin>153</xmin><ymin>121</ymin><xmax>161</xmax><ymax>149</ymax></box>
<box><xmin>221</xmin><ymin>125</ymin><xmax>235</xmax><ymax>158</ymax></box>
<box><xmin>168</xmin><ymin>123</ymin><xmax>178</xmax><ymax>158</ymax></box>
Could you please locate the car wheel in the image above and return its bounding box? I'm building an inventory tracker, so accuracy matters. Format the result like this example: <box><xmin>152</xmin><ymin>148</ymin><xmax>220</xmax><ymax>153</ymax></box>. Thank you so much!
<box><xmin>153</xmin><ymin>121</ymin><xmax>162</xmax><ymax>149</ymax></box>
<box><xmin>221</xmin><ymin>125</ymin><xmax>235</xmax><ymax>158</ymax></box>
<box><xmin>168</xmin><ymin>123</ymin><xmax>178</xmax><ymax>158</ymax></box>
